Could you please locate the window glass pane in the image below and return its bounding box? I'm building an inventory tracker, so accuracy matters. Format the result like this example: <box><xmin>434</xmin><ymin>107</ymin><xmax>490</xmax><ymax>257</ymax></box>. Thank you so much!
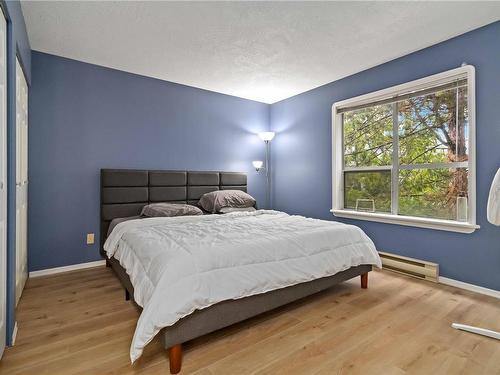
<box><xmin>456</xmin><ymin>86</ymin><xmax>468</xmax><ymax>161</ymax></box>
<box><xmin>398</xmin><ymin>86</ymin><xmax>468</xmax><ymax>165</ymax></box>
<box><xmin>399</xmin><ymin>168</ymin><xmax>468</xmax><ymax>220</ymax></box>
<box><xmin>344</xmin><ymin>171</ymin><xmax>391</xmax><ymax>213</ymax></box>
<box><xmin>343</xmin><ymin>104</ymin><xmax>393</xmax><ymax>167</ymax></box>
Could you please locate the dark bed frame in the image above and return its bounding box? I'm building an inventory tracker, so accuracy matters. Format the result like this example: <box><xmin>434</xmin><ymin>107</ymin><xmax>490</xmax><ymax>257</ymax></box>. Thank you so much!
<box><xmin>100</xmin><ymin>168</ymin><xmax>372</xmax><ymax>374</ymax></box>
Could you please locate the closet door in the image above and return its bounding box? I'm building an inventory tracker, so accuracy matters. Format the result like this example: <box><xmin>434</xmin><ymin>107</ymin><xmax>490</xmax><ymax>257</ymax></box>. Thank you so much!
<box><xmin>0</xmin><ymin>7</ymin><xmax>7</xmax><ymax>359</ymax></box>
<box><xmin>15</xmin><ymin>58</ymin><xmax>27</xmax><ymax>305</ymax></box>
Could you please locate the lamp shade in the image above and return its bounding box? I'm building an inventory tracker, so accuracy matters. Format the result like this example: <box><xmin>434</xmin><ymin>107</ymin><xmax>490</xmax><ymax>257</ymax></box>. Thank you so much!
<box><xmin>252</xmin><ymin>160</ymin><xmax>264</xmax><ymax>170</ymax></box>
<box><xmin>258</xmin><ymin>132</ymin><xmax>275</xmax><ymax>142</ymax></box>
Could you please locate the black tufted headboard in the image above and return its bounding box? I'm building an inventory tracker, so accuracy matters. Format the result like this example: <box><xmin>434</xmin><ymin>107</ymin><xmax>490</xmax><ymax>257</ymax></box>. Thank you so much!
<box><xmin>100</xmin><ymin>169</ymin><xmax>248</xmax><ymax>256</ymax></box>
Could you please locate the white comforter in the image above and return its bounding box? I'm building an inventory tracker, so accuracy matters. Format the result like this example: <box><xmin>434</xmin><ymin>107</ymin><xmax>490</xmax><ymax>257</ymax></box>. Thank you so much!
<box><xmin>104</xmin><ymin>210</ymin><xmax>381</xmax><ymax>362</ymax></box>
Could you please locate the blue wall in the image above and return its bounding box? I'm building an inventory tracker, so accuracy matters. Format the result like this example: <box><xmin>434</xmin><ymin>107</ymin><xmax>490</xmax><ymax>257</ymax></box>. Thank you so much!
<box><xmin>1</xmin><ymin>0</ymin><xmax>31</xmax><ymax>345</ymax></box>
<box><xmin>29</xmin><ymin>51</ymin><xmax>270</xmax><ymax>271</ymax></box>
<box><xmin>28</xmin><ymin>21</ymin><xmax>500</xmax><ymax>291</ymax></box>
<box><xmin>270</xmin><ymin>21</ymin><xmax>500</xmax><ymax>291</ymax></box>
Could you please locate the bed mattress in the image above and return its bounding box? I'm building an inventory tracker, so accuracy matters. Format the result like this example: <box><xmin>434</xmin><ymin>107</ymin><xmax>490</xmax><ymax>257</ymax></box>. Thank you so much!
<box><xmin>104</xmin><ymin>210</ymin><xmax>381</xmax><ymax>362</ymax></box>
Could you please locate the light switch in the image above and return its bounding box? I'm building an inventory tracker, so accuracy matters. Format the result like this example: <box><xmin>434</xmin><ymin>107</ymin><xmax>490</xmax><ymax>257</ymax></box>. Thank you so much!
<box><xmin>86</xmin><ymin>233</ymin><xmax>95</xmax><ymax>245</ymax></box>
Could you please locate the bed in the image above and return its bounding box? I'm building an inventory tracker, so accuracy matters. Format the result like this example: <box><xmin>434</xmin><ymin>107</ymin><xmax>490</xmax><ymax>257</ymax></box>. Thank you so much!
<box><xmin>100</xmin><ymin>169</ymin><xmax>381</xmax><ymax>373</ymax></box>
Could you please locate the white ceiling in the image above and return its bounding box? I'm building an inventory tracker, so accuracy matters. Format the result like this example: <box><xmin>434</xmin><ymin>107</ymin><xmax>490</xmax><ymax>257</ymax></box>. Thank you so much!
<box><xmin>21</xmin><ymin>1</ymin><xmax>500</xmax><ymax>104</ymax></box>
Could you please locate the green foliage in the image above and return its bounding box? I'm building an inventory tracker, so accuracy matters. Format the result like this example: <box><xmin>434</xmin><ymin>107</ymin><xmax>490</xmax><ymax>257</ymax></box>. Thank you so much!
<box><xmin>343</xmin><ymin>86</ymin><xmax>469</xmax><ymax>220</ymax></box>
<box><xmin>344</xmin><ymin>171</ymin><xmax>391</xmax><ymax>212</ymax></box>
<box><xmin>343</xmin><ymin>104</ymin><xmax>393</xmax><ymax>167</ymax></box>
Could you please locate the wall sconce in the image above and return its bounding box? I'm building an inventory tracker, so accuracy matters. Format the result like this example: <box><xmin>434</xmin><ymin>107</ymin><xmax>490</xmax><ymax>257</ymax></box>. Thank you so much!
<box><xmin>252</xmin><ymin>160</ymin><xmax>264</xmax><ymax>172</ymax></box>
<box><xmin>254</xmin><ymin>132</ymin><xmax>275</xmax><ymax>209</ymax></box>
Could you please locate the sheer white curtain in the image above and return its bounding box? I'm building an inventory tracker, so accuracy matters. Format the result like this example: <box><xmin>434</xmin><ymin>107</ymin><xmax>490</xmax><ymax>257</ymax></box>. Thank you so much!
<box><xmin>487</xmin><ymin>168</ymin><xmax>500</xmax><ymax>226</ymax></box>
<box><xmin>452</xmin><ymin>167</ymin><xmax>500</xmax><ymax>341</ymax></box>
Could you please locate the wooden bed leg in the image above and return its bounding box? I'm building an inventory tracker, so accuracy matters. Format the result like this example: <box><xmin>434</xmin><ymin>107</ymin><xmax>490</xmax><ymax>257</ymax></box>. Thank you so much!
<box><xmin>361</xmin><ymin>273</ymin><xmax>368</xmax><ymax>289</ymax></box>
<box><xmin>168</xmin><ymin>344</ymin><xmax>183</xmax><ymax>374</ymax></box>
<box><xmin>105</xmin><ymin>259</ymin><xmax>111</xmax><ymax>268</ymax></box>
<box><xmin>125</xmin><ymin>290</ymin><xmax>130</xmax><ymax>301</ymax></box>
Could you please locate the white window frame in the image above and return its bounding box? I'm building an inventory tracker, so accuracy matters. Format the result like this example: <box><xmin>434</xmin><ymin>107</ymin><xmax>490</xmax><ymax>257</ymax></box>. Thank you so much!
<box><xmin>331</xmin><ymin>65</ymin><xmax>479</xmax><ymax>234</ymax></box>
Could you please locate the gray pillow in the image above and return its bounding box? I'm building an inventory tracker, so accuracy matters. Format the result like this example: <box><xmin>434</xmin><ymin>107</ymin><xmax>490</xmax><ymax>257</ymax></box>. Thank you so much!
<box><xmin>199</xmin><ymin>190</ymin><xmax>256</xmax><ymax>213</ymax></box>
<box><xmin>219</xmin><ymin>207</ymin><xmax>256</xmax><ymax>214</ymax></box>
<box><xmin>107</xmin><ymin>216</ymin><xmax>142</xmax><ymax>236</ymax></box>
<box><xmin>141</xmin><ymin>203</ymin><xmax>203</xmax><ymax>218</ymax></box>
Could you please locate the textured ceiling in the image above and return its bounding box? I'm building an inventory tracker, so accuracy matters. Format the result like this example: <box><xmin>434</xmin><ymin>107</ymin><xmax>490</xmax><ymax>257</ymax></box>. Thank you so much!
<box><xmin>21</xmin><ymin>1</ymin><xmax>500</xmax><ymax>103</ymax></box>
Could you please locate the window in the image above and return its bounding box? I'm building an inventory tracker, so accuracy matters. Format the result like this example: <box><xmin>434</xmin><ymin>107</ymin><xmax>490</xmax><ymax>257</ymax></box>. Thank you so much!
<box><xmin>331</xmin><ymin>66</ymin><xmax>478</xmax><ymax>233</ymax></box>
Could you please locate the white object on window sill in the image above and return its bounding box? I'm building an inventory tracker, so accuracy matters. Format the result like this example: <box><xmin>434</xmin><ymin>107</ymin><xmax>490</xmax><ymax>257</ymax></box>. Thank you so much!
<box><xmin>330</xmin><ymin>209</ymin><xmax>479</xmax><ymax>234</ymax></box>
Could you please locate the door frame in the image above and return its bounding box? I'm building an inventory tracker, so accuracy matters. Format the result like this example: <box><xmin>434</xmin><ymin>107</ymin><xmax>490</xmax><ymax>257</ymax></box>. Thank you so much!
<box><xmin>0</xmin><ymin>2</ymin><xmax>7</xmax><ymax>359</ymax></box>
<box><xmin>0</xmin><ymin>0</ymin><xmax>31</xmax><ymax>349</ymax></box>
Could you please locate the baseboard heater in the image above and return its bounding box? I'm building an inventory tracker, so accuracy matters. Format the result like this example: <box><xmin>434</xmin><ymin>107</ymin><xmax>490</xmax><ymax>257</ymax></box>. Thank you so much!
<box><xmin>378</xmin><ymin>251</ymin><xmax>439</xmax><ymax>282</ymax></box>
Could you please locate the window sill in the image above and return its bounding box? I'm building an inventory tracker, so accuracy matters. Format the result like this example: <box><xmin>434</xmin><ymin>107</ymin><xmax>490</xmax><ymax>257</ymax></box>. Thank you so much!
<box><xmin>330</xmin><ymin>209</ymin><xmax>479</xmax><ymax>234</ymax></box>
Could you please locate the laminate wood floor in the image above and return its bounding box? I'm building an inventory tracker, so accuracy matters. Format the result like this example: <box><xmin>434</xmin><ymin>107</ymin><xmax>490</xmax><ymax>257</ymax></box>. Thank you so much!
<box><xmin>0</xmin><ymin>266</ymin><xmax>499</xmax><ymax>374</ymax></box>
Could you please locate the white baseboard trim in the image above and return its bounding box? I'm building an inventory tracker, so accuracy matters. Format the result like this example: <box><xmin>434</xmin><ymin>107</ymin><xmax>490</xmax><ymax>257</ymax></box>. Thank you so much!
<box><xmin>29</xmin><ymin>260</ymin><xmax>106</xmax><ymax>278</ymax></box>
<box><xmin>439</xmin><ymin>277</ymin><xmax>500</xmax><ymax>299</ymax></box>
<box><xmin>27</xmin><ymin>260</ymin><xmax>499</xmax><ymax>299</ymax></box>
<box><xmin>11</xmin><ymin>321</ymin><xmax>18</xmax><ymax>345</ymax></box>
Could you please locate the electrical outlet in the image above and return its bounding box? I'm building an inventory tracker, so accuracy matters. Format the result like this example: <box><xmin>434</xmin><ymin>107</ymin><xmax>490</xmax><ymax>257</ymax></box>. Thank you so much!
<box><xmin>86</xmin><ymin>233</ymin><xmax>95</xmax><ymax>245</ymax></box>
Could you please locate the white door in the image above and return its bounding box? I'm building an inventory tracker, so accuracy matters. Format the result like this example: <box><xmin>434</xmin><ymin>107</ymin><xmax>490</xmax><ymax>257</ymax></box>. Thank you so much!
<box><xmin>0</xmin><ymin>7</ymin><xmax>8</xmax><ymax>359</ymax></box>
<box><xmin>15</xmin><ymin>58</ymin><xmax>27</xmax><ymax>305</ymax></box>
